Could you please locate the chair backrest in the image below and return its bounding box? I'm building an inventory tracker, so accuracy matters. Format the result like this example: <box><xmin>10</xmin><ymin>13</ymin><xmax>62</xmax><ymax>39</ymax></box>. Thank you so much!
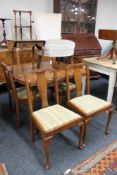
<box><xmin>25</xmin><ymin>68</ymin><xmax>59</xmax><ymax>113</ymax></box>
<box><xmin>33</xmin><ymin>12</ymin><xmax>62</xmax><ymax>40</ymax></box>
<box><xmin>1</xmin><ymin>62</ymin><xmax>12</xmax><ymax>94</ymax></box>
<box><xmin>65</xmin><ymin>63</ymin><xmax>90</xmax><ymax>101</ymax></box>
<box><xmin>1</xmin><ymin>62</ymin><xmax>19</xmax><ymax>103</ymax></box>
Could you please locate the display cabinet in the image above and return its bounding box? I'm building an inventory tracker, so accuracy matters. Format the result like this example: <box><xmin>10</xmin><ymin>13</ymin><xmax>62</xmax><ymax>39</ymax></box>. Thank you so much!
<box><xmin>54</xmin><ymin>0</ymin><xmax>101</xmax><ymax>61</ymax></box>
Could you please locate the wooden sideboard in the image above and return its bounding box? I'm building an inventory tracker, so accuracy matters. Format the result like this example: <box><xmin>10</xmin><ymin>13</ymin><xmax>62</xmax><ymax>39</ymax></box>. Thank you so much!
<box><xmin>63</xmin><ymin>34</ymin><xmax>101</xmax><ymax>62</ymax></box>
<box><xmin>54</xmin><ymin>0</ymin><xmax>102</xmax><ymax>62</ymax></box>
<box><xmin>0</xmin><ymin>48</ymin><xmax>33</xmax><ymax>84</ymax></box>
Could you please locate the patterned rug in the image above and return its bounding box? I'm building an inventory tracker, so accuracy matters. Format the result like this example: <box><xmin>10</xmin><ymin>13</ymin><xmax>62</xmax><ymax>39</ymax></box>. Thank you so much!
<box><xmin>64</xmin><ymin>141</ymin><xmax>117</xmax><ymax>175</ymax></box>
<box><xmin>0</xmin><ymin>164</ymin><xmax>8</xmax><ymax>175</ymax></box>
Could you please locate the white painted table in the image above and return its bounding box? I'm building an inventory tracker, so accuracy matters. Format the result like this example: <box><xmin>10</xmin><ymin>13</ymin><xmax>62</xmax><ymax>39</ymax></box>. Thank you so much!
<box><xmin>84</xmin><ymin>57</ymin><xmax>117</xmax><ymax>103</ymax></box>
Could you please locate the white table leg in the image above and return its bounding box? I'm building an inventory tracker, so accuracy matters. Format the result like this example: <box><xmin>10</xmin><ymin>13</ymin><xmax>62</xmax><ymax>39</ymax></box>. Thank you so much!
<box><xmin>82</xmin><ymin>76</ymin><xmax>86</xmax><ymax>95</ymax></box>
<box><xmin>107</xmin><ymin>72</ymin><xmax>116</xmax><ymax>102</ymax></box>
<box><xmin>88</xmin><ymin>65</ymin><xmax>116</xmax><ymax>103</ymax></box>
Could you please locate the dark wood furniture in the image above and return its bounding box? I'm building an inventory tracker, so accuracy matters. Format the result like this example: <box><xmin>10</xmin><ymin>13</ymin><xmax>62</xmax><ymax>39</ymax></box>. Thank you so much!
<box><xmin>99</xmin><ymin>29</ymin><xmax>117</xmax><ymax>64</ymax></box>
<box><xmin>25</xmin><ymin>68</ymin><xmax>85</xmax><ymax>169</ymax></box>
<box><xmin>54</xmin><ymin>0</ymin><xmax>102</xmax><ymax>62</ymax></box>
<box><xmin>0</xmin><ymin>18</ymin><xmax>11</xmax><ymax>47</ymax></box>
<box><xmin>65</xmin><ymin>63</ymin><xmax>113</xmax><ymax>145</ymax></box>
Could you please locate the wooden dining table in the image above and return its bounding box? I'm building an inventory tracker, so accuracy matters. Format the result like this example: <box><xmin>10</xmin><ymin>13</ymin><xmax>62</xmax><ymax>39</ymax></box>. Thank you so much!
<box><xmin>8</xmin><ymin>62</ymin><xmax>72</xmax><ymax>83</ymax></box>
<box><xmin>7</xmin><ymin>61</ymin><xmax>86</xmax><ymax>93</ymax></box>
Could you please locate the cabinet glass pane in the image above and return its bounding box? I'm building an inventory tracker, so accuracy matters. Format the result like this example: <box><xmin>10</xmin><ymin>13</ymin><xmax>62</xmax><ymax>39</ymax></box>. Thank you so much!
<box><xmin>80</xmin><ymin>0</ymin><xmax>97</xmax><ymax>34</ymax></box>
<box><xmin>60</xmin><ymin>0</ymin><xmax>79</xmax><ymax>33</ymax></box>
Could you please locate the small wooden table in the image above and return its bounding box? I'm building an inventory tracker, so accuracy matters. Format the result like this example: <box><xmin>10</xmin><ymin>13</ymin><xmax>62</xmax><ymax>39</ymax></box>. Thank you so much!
<box><xmin>84</xmin><ymin>57</ymin><xmax>117</xmax><ymax>102</ymax></box>
<box><xmin>99</xmin><ymin>29</ymin><xmax>117</xmax><ymax>64</ymax></box>
<box><xmin>7</xmin><ymin>39</ymin><xmax>45</xmax><ymax>66</ymax></box>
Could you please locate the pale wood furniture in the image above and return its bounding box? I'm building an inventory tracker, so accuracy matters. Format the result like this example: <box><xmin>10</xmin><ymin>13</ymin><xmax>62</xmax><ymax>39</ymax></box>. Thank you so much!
<box><xmin>84</xmin><ymin>57</ymin><xmax>117</xmax><ymax>103</ymax></box>
<box><xmin>25</xmin><ymin>68</ymin><xmax>85</xmax><ymax>169</ymax></box>
<box><xmin>54</xmin><ymin>0</ymin><xmax>102</xmax><ymax>62</ymax></box>
<box><xmin>13</xmin><ymin>10</ymin><xmax>33</xmax><ymax>40</ymax></box>
<box><xmin>99</xmin><ymin>29</ymin><xmax>117</xmax><ymax>64</ymax></box>
<box><xmin>65</xmin><ymin>63</ymin><xmax>113</xmax><ymax>145</ymax></box>
<box><xmin>1</xmin><ymin>62</ymin><xmax>40</xmax><ymax>128</ymax></box>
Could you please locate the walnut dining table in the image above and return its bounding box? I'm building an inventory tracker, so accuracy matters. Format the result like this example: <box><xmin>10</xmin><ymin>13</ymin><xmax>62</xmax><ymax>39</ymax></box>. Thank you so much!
<box><xmin>7</xmin><ymin>62</ymin><xmax>86</xmax><ymax>93</ymax></box>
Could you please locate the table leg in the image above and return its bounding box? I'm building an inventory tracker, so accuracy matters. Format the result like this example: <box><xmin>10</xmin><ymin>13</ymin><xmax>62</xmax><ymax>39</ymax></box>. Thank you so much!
<box><xmin>82</xmin><ymin>76</ymin><xmax>86</xmax><ymax>95</ymax></box>
<box><xmin>107</xmin><ymin>72</ymin><xmax>116</xmax><ymax>102</ymax></box>
<box><xmin>88</xmin><ymin>65</ymin><xmax>116</xmax><ymax>103</ymax></box>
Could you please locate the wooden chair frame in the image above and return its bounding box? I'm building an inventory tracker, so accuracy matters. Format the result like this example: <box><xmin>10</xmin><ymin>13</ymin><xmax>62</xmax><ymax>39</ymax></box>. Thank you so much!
<box><xmin>65</xmin><ymin>63</ymin><xmax>113</xmax><ymax>146</ymax></box>
<box><xmin>25</xmin><ymin>68</ymin><xmax>85</xmax><ymax>169</ymax></box>
<box><xmin>1</xmin><ymin>62</ymin><xmax>39</xmax><ymax>128</ymax></box>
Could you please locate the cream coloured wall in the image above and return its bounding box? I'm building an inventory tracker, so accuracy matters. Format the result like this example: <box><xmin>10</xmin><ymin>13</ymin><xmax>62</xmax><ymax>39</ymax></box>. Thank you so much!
<box><xmin>0</xmin><ymin>0</ymin><xmax>53</xmax><ymax>40</ymax></box>
<box><xmin>0</xmin><ymin>0</ymin><xmax>117</xmax><ymax>55</ymax></box>
<box><xmin>95</xmin><ymin>0</ymin><xmax>117</xmax><ymax>55</ymax></box>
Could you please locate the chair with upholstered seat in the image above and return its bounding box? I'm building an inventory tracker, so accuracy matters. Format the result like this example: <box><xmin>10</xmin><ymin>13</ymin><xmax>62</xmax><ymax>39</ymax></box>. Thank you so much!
<box><xmin>25</xmin><ymin>68</ymin><xmax>85</xmax><ymax>169</ymax></box>
<box><xmin>65</xmin><ymin>63</ymin><xmax>113</xmax><ymax>146</ymax></box>
<box><xmin>1</xmin><ymin>62</ymin><xmax>39</xmax><ymax>128</ymax></box>
<box><xmin>33</xmin><ymin>12</ymin><xmax>75</xmax><ymax>66</ymax></box>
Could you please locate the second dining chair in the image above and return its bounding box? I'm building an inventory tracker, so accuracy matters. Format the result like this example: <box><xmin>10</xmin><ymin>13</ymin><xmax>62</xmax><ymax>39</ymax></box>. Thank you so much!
<box><xmin>1</xmin><ymin>62</ymin><xmax>40</xmax><ymax>128</ymax></box>
<box><xmin>65</xmin><ymin>63</ymin><xmax>113</xmax><ymax>146</ymax></box>
<box><xmin>25</xmin><ymin>68</ymin><xmax>85</xmax><ymax>169</ymax></box>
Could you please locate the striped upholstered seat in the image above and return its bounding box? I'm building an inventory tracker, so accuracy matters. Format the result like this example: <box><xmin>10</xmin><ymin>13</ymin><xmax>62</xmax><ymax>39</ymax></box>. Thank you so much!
<box><xmin>25</xmin><ymin>69</ymin><xmax>85</xmax><ymax>169</ymax></box>
<box><xmin>17</xmin><ymin>86</ymin><xmax>39</xmax><ymax>100</ymax></box>
<box><xmin>32</xmin><ymin>104</ymin><xmax>82</xmax><ymax>132</ymax></box>
<box><xmin>69</xmin><ymin>95</ymin><xmax>111</xmax><ymax>116</ymax></box>
<box><xmin>59</xmin><ymin>82</ymin><xmax>76</xmax><ymax>92</ymax></box>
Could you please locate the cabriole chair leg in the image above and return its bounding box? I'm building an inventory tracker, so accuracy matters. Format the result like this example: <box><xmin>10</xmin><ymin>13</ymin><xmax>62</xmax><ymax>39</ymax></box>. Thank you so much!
<box><xmin>105</xmin><ymin>109</ymin><xmax>113</xmax><ymax>135</ymax></box>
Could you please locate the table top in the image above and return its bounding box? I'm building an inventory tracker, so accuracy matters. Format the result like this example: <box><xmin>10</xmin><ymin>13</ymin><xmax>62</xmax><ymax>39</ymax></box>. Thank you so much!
<box><xmin>84</xmin><ymin>57</ymin><xmax>117</xmax><ymax>71</ymax></box>
<box><xmin>8</xmin><ymin>62</ymin><xmax>74</xmax><ymax>85</ymax></box>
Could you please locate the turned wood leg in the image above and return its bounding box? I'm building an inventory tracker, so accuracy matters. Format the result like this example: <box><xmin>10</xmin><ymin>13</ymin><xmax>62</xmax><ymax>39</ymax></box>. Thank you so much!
<box><xmin>105</xmin><ymin>110</ymin><xmax>113</xmax><ymax>135</ymax></box>
<box><xmin>78</xmin><ymin>124</ymin><xmax>84</xmax><ymax>150</ymax></box>
<box><xmin>42</xmin><ymin>137</ymin><xmax>51</xmax><ymax>170</ymax></box>
<box><xmin>82</xmin><ymin>120</ymin><xmax>89</xmax><ymax>147</ymax></box>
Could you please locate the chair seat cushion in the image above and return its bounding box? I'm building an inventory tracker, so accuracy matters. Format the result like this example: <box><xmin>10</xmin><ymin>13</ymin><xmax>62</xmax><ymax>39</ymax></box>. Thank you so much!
<box><xmin>69</xmin><ymin>95</ymin><xmax>112</xmax><ymax>116</ymax></box>
<box><xmin>32</xmin><ymin>104</ymin><xmax>82</xmax><ymax>132</ymax></box>
<box><xmin>39</xmin><ymin>39</ymin><xmax>75</xmax><ymax>57</ymax></box>
<box><xmin>17</xmin><ymin>86</ymin><xmax>39</xmax><ymax>100</ymax></box>
<box><xmin>59</xmin><ymin>82</ymin><xmax>76</xmax><ymax>92</ymax></box>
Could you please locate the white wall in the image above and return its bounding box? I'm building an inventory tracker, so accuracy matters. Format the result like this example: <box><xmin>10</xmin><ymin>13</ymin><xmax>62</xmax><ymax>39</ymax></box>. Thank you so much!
<box><xmin>0</xmin><ymin>0</ymin><xmax>117</xmax><ymax>54</ymax></box>
<box><xmin>95</xmin><ymin>0</ymin><xmax>117</xmax><ymax>55</ymax></box>
<box><xmin>0</xmin><ymin>0</ymin><xmax>53</xmax><ymax>40</ymax></box>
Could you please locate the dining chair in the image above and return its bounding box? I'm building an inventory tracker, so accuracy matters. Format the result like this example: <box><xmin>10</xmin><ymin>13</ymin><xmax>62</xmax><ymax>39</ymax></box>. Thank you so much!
<box><xmin>65</xmin><ymin>63</ymin><xmax>113</xmax><ymax>146</ymax></box>
<box><xmin>25</xmin><ymin>68</ymin><xmax>85</xmax><ymax>169</ymax></box>
<box><xmin>1</xmin><ymin>62</ymin><xmax>39</xmax><ymax>128</ymax></box>
<box><xmin>33</xmin><ymin>12</ymin><xmax>75</xmax><ymax>65</ymax></box>
<box><xmin>1</xmin><ymin>62</ymin><xmax>13</xmax><ymax>108</ymax></box>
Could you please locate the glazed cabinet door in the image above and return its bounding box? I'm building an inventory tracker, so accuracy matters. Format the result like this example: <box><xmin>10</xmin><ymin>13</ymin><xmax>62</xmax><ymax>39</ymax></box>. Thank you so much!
<box><xmin>54</xmin><ymin>0</ymin><xmax>97</xmax><ymax>34</ymax></box>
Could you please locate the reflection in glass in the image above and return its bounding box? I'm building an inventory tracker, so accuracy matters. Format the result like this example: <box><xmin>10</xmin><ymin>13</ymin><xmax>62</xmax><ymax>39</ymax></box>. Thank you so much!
<box><xmin>60</xmin><ymin>0</ymin><xmax>97</xmax><ymax>34</ymax></box>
